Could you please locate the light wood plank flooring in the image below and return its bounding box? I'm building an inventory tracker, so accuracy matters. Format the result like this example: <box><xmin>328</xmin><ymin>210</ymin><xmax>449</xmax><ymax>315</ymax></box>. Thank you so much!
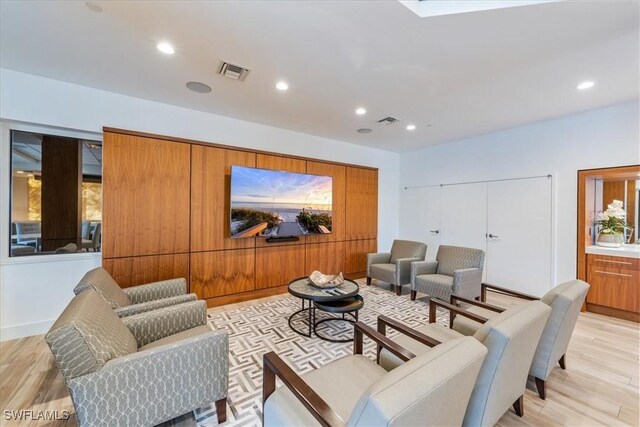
<box><xmin>1</xmin><ymin>292</ymin><xmax>638</xmax><ymax>426</ymax></box>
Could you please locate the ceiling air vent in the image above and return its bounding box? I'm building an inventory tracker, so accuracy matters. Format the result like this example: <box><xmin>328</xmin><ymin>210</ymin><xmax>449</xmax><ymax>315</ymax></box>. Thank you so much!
<box><xmin>377</xmin><ymin>116</ymin><xmax>399</xmax><ymax>126</ymax></box>
<box><xmin>218</xmin><ymin>61</ymin><xmax>251</xmax><ymax>81</ymax></box>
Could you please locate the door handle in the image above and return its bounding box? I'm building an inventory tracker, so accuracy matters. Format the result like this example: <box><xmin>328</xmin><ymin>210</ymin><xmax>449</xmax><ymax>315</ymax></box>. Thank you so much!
<box><xmin>430</xmin><ymin>230</ymin><xmax>439</xmax><ymax>234</ymax></box>
<box><xmin>488</xmin><ymin>234</ymin><xmax>499</xmax><ymax>238</ymax></box>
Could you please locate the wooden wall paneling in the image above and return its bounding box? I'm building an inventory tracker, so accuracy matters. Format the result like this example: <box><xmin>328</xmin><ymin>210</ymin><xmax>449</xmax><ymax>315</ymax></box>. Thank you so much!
<box><xmin>256</xmin><ymin>154</ymin><xmax>306</xmax><ymax>173</ymax></box>
<box><xmin>102</xmin><ymin>133</ymin><xmax>191</xmax><ymax>258</ymax></box>
<box><xmin>191</xmin><ymin>145</ymin><xmax>256</xmax><ymax>251</ymax></box>
<box><xmin>255</xmin><ymin>245</ymin><xmax>306</xmax><ymax>289</ymax></box>
<box><xmin>40</xmin><ymin>136</ymin><xmax>82</xmax><ymax>251</ymax></box>
<box><xmin>602</xmin><ymin>181</ymin><xmax>625</xmax><ymax>208</ymax></box>
<box><xmin>305</xmin><ymin>162</ymin><xmax>346</xmax><ymax>243</ymax></box>
<box><xmin>190</xmin><ymin>249</ymin><xmax>255</xmax><ymax>299</ymax></box>
<box><xmin>102</xmin><ymin>254</ymin><xmax>189</xmax><ymax>288</ymax></box>
<box><xmin>305</xmin><ymin>242</ymin><xmax>345</xmax><ymax>275</ymax></box>
<box><xmin>345</xmin><ymin>167</ymin><xmax>378</xmax><ymax>240</ymax></box>
<box><xmin>255</xmin><ymin>154</ymin><xmax>307</xmax><ymax>247</ymax></box>
<box><xmin>344</xmin><ymin>239</ymin><xmax>377</xmax><ymax>275</ymax></box>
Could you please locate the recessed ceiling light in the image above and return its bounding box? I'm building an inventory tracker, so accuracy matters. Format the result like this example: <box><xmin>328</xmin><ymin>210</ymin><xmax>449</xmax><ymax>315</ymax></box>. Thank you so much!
<box><xmin>157</xmin><ymin>42</ymin><xmax>175</xmax><ymax>55</ymax></box>
<box><xmin>85</xmin><ymin>1</ymin><xmax>103</xmax><ymax>13</ymax></box>
<box><xmin>355</xmin><ymin>107</ymin><xmax>366</xmax><ymax>116</ymax></box>
<box><xmin>276</xmin><ymin>81</ymin><xmax>289</xmax><ymax>91</ymax></box>
<box><xmin>576</xmin><ymin>81</ymin><xmax>595</xmax><ymax>90</ymax></box>
<box><xmin>406</xmin><ymin>124</ymin><xmax>416</xmax><ymax>131</ymax></box>
<box><xmin>357</xmin><ymin>128</ymin><xmax>373</xmax><ymax>134</ymax></box>
<box><xmin>185</xmin><ymin>81</ymin><xmax>212</xmax><ymax>93</ymax></box>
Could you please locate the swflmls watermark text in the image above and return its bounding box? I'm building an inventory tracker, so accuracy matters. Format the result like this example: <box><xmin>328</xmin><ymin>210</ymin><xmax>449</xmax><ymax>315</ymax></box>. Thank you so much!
<box><xmin>4</xmin><ymin>410</ymin><xmax>70</xmax><ymax>421</ymax></box>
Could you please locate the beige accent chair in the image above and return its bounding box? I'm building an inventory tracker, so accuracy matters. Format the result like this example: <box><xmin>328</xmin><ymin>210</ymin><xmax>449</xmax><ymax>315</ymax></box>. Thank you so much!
<box><xmin>45</xmin><ymin>289</ymin><xmax>229</xmax><ymax>427</ymax></box>
<box><xmin>450</xmin><ymin>279</ymin><xmax>590</xmax><ymax>399</ymax></box>
<box><xmin>74</xmin><ymin>267</ymin><xmax>197</xmax><ymax>317</ymax></box>
<box><xmin>410</xmin><ymin>245</ymin><xmax>485</xmax><ymax>302</ymax></box>
<box><xmin>378</xmin><ymin>299</ymin><xmax>550</xmax><ymax>426</ymax></box>
<box><xmin>367</xmin><ymin>239</ymin><xmax>427</xmax><ymax>296</ymax></box>
<box><xmin>263</xmin><ymin>321</ymin><xmax>487</xmax><ymax>426</ymax></box>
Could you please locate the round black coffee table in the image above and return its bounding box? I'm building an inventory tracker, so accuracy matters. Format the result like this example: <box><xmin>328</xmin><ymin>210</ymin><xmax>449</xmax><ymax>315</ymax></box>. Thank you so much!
<box><xmin>287</xmin><ymin>276</ymin><xmax>359</xmax><ymax>338</ymax></box>
<box><xmin>313</xmin><ymin>294</ymin><xmax>365</xmax><ymax>343</ymax></box>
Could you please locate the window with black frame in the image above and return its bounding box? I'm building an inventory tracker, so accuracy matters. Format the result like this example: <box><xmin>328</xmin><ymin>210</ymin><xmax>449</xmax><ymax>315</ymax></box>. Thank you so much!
<box><xmin>10</xmin><ymin>130</ymin><xmax>102</xmax><ymax>256</ymax></box>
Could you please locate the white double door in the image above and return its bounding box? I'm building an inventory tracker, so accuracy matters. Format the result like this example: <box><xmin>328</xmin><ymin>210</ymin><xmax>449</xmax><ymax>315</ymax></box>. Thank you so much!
<box><xmin>413</xmin><ymin>177</ymin><xmax>552</xmax><ymax>296</ymax></box>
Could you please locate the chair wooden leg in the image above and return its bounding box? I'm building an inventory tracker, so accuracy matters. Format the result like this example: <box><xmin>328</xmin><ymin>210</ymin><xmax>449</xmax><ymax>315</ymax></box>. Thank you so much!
<box><xmin>410</xmin><ymin>290</ymin><xmax>417</xmax><ymax>301</ymax></box>
<box><xmin>559</xmin><ymin>354</ymin><xmax>566</xmax><ymax>370</ymax></box>
<box><xmin>512</xmin><ymin>395</ymin><xmax>524</xmax><ymax>417</ymax></box>
<box><xmin>366</xmin><ymin>277</ymin><xmax>372</xmax><ymax>286</ymax></box>
<box><xmin>395</xmin><ymin>285</ymin><xmax>402</xmax><ymax>296</ymax></box>
<box><xmin>215</xmin><ymin>397</ymin><xmax>227</xmax><ymax>424</ymax></box>
<box><xmin>535</xmin><ymin>377</ymin><xmax>546</xmax><ymax>400</ymax></box>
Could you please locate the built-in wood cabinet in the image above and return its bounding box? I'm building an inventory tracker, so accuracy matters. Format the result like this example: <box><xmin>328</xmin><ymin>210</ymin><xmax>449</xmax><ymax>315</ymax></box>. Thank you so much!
<box><xmin>102</xmin><ymin>254</ymin><xmax>189</xmax><ymax>289</ymax></box>
<box><xmin>586</xmin><ymin>254</ymin><xmax>639</xmax><ymax>321</ymax></box>
<box><xmin>255</xmin><ymin>245</ymin><xmax>306</xmax><ymax>289</ymax></box>
<box><xmin>101</xmin><ymin>128</ymin><xmax>379</xmax><ymax>307</ymax></box>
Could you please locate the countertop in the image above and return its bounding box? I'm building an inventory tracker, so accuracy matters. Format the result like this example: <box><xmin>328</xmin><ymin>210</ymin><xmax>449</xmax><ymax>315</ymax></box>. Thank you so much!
<box><xmin>586</xmin><ymin>244</ymin><xmax>640</xmax><ymax>259</ymax></box>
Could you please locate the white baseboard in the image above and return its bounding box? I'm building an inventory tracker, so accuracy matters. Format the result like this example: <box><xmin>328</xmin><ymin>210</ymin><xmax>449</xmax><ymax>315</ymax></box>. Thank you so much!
<box><xmin>0</xmin><ymin>319</ymin><xmax>54</xmax><ymax>342</ymax></box>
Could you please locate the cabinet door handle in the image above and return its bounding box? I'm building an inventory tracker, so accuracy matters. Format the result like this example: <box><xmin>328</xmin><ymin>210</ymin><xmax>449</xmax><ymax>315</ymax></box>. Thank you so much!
<box><xmin>488</xmin><ymin>234</ymin><xmax>499</xmax><ymax>238</ymax></box>
<box><xmin>594</xmin><ymin>270</ymin><xmax>633</xmax><ymax>278</ymax></box>
<box><xmin>594</xmin><ymin>259</ymin><xmax>632</xmax><ymax>265</ymax></box>
<box><xmin>430</xmin><ymin>230</ymin><xmax>439</xmax><ymax>234</ymax></box>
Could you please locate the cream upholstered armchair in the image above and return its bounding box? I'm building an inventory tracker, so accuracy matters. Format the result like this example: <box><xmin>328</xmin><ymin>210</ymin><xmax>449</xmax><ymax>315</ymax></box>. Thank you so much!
<box><xmin>450</xmin><ymin>279</ymin><xmax>590</xmax><ymax>399</ymax></box>
<box><xmin>410</xmin><ymin>245</ymin><xmax>485</xmax><ymax>302</ymax></box>
<box><xmin>262</xmin><ymin>321</ymin><xmax>487</xmax><ymax>427</ymax></box>
<box><xmin>74</xmin><ymin>267</ymin><xmax>197</xmax><ymax>317</ymax></box>
<box><xmin>46</xmin><ymin>289</ymin><xmax>228</xmax><ymax>426</ymax></box>
<box><xmin>367</xmin><ymin>239</ymin><xmax>427</xmax><ymax>296</ymax></box>
<box><xmin>378</xmin><ymin>299</ymin><xmax>550</xmax><ymax>426</ymax></box>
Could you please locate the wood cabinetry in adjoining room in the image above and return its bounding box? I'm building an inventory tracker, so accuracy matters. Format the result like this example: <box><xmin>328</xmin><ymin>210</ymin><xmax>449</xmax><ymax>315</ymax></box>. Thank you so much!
<box><xmin>101</xmin><ymin>128</ymin><xmax>379</xmax><ymax>307</ymax></box>
<box><xmin>586</xmin><ymin>254</ymin><xmax>639</xmax><ymax>321</ymax></box>
<box><xmin>577</xmin><ymin>165</ymin><xmax>640</xmax><ymax>321</ymax></box>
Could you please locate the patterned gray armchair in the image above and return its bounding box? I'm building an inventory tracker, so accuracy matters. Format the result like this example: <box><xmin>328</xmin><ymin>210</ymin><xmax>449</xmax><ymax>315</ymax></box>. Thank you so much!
<box><xmin>367</xmin><ymin>239</ymin><xmax>427</xmax><ymax>296</ymax></box>
<box><xmin>410</xmin><ymin>245</ymin><xmax>485</xmax><ymax>302</ymax></box>
<box><xmin>74</xmin><ymin>267</ymin><xmax>197</xmax><ymax>317</ymax></box>
<box><xmin>46</xmin><ymin>289</ymin><xmax>229</xmax><ymax>427</ymax></box>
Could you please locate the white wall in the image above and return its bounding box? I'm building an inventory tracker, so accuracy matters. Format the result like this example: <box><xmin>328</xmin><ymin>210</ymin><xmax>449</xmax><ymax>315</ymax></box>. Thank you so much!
<box><xmin>399</xmin><ymin>100</ymin><xmax>640</xmax><ymax>285</ymax></box>
<box><xmin>0</xmin><ymin>68</ymin><xmax>400</xmax><ymax>341</ymax></box>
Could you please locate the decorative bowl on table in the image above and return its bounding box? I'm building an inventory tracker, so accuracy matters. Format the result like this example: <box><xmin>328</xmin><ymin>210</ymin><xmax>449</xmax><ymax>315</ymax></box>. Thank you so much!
<box><xmin>308</xmin><ymin>271</ymin><xmax>345</xmax><ymax>289</ymax></box>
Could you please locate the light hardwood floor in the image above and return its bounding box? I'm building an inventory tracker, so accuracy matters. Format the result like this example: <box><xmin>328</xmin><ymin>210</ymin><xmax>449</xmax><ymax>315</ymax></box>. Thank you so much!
<box><xmin>1</xmin><ymin>292</ymin><xmax>638</xmax><ymax>426</ymax></box>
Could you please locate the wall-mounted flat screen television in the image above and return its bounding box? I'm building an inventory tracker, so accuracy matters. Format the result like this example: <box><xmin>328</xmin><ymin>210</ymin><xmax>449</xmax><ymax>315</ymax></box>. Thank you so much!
<box><xmin>230</xmin><ymin>166</ymin><xmax>333</xmax><ymax>238</ymax></box>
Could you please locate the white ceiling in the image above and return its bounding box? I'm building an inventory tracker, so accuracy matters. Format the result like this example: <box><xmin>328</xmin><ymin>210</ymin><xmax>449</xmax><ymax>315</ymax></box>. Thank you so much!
<box><xmin>0</xmin><ymin>1</ymin><xmax>638</xmax><ymax>152</ymax></box>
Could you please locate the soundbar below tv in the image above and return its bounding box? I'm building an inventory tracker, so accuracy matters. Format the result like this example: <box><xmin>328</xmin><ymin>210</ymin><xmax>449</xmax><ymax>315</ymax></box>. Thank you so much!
<box><xmin>230</xmin><ymin>165</ymin><xmax>333</xmax><ymax>239</ymax></box>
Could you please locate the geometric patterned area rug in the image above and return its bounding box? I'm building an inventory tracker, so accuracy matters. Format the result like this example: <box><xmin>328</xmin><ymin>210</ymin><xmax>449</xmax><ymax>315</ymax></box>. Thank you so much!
<box><xmin>195</xmin><ymin>279</ymin><xmax>449</xmax><ymax>426</ymax></box>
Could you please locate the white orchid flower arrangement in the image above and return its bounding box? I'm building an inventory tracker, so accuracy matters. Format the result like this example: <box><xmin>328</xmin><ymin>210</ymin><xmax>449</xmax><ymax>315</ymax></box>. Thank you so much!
<box><xmin>595</xmin><ymin>200</ymin><xmax>628</xmax><ymax>235</ymax></box>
